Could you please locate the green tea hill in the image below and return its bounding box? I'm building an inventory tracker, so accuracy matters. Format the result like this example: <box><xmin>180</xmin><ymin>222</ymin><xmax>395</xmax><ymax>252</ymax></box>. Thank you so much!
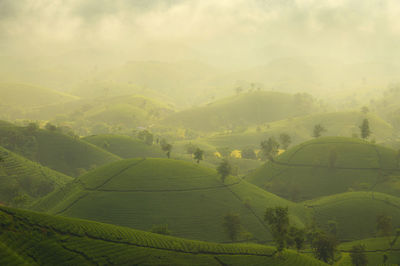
<box><xmin>247</xmin><ymin>137</ymin><xmax>400</xmax><ymax>201</ymax></box>
<box><xmin>0</xmin><ymin>206</ymin><xmax>328</xmax><ymax>266</ymax></box>
<box><xmin>0</xmin><ymin>121</ymin><xmax>120</xmax><ymax>176</ymax></box>
<box><xmin>304</xmin><ymin>191</ymin><xmax>400</xmax><ymax>241</ymax></box>
<box><xmin>0</xmin><ymin>146</ymin><xmax>72</xmax><ymax>205</ymax></box>
<box><xmin>162</xmin><ymin>91</ymin><xmax>321</xmax><ymax>132</ymax></box>
<box><xmin>83</xmin><ymin>134</ymin><xmax>165</xmax><ymax>159</ymax></box>
<box><xmin>0</xmin><ymin>82</ymin><xmax>77</xmax><ymax>120</ymax></box>
<box><xmin>33</xmin><ymin>158</ymin><xmax>307</xmax><ymax>243</ymax></box>
<box><xmin>204</xmin><ymin>111</ymin><xmax>394</xmax><ymax>150</ymax></box>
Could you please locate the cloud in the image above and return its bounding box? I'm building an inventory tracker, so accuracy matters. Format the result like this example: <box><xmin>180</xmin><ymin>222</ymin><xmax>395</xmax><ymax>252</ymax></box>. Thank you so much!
<box><xmin>1</xmin><ymin>0</ymin><xmax>400</xmax><ymax>64</ymax></box>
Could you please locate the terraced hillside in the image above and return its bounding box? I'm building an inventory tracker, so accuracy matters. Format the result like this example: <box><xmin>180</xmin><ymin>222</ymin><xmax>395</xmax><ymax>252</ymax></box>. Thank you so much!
<box><xmin>162</xmin><ymin>91</ymin><xmax>321</xmax><ymax>132</ymax></box>
<box><xmin>83</xmin><ymin>134</ymin><xmax>165</xmax><ymax>159</ymax></box>
<box><xmin>0</xmin><ymin>121</ymin><xmax>120</xmax><ymax>176</ymax></box>
<box><xmin>337</xmin><ymin>237</ymin><xmax>400</xmax><ymax>266</ymax></box>
<box><xmin>0</xmin><ymin>146</ymin><xmax>72</xmax><ymax>205</ymax></box>
<box><xmin>205</xmin><ymin>111</ymin><xmax>394</xmax><ymax>150</ymax></box>
<box><xmin>33</xmin><ymin>158</ymin><xmax>307</xmax><ymax>243</ymax></box>
<box><xmin>0</xmin><ymin>206</ymin><xmax>328</xmax><ymax>266</ymax></box>
<box><xmin>304</xmin><ymin>192</ymin><xmax>400</xmax><ymax>241</ymax></box>
<box><xmin>247</xmin><ymin>137</ymin><xmax>400</xmax><ymax>201</ymax></box>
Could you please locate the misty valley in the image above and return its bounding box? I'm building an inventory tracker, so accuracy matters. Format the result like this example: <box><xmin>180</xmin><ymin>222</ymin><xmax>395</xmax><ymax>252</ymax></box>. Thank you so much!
<box><xmin>2</xmin><ymin>1</ymin><xmax>400</xmax><ymax>266</ymax></box>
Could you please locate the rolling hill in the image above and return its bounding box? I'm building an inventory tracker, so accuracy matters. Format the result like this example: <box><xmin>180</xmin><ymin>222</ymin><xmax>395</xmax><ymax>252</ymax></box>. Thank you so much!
<box><xmin>33</xmin><ymin>158</ymin><xmax>307</xmax><ymax>243</ymax></box>
<box><xmin>161</xmin><ymin>91</ymin><xmax>321</xmax><ymax>132</ymax></box>
<box><xmin>83</xmin><ymin>134</ymin><xmax>165</xmax><ymax>159</ymax></box>
<box><xmin>0</xmin><ymin>82</ymin><xmax>78</xmax><ymax>120</ymax></box>
<box><xmin>304</xmin><ymin>191</ymin><xmax>400</xmax><ymax>241</ymax></box>
<box><xmin>0</xmin><ymin>121</ymin><xmax>120</xmax><ymax>176</ymax></box>
<box><xmin>246</xmin><ymin>137</ymin><xmax>400</xmax><ymax>201</ymax></box>
<box><xmin>0</xmin><ymin>146</ymin><xmax>72</xmax><ymax>205</ymax></box>
<box><xmin>0</xmin><ymin>206</ymin><xmax>328</xmax><ymax>266</ymax></box>
<box><xmin>204</xmin><ymin>111</ymin><xmax>394</xmax><ymax>150</ymax></box>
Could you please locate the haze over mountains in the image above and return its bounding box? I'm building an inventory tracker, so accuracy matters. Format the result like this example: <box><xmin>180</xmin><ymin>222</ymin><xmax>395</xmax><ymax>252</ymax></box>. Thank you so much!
<box><xmin>2</xmin><ymin>0</ymin><xmax>400</xmax><ymax>265</ymax></box>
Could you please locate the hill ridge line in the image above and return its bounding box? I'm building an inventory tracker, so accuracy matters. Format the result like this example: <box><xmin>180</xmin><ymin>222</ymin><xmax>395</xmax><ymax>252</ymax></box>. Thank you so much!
<box><xmin>0</xmin><ymin>208</ymin><xmax>278</xmax><ymax>258</ymax></box>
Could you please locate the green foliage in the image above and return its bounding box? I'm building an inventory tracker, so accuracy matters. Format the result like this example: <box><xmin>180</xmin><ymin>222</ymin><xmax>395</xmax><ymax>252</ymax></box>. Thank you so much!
<box><xmin>83</xmin><ymin>134</ymin><xmax>164</xmax><ymax>159</ymax></box>
<box><xmin>0</xmin><ymin>121</ymin><xmax>120</xmax><ymax>176</ymax></box>
<box><xmin>150</xmin><ymin>224</ymin><xmax>172</xmax><ymax>235</ymax></box>
<box><xmin>287</xmin><ymin>226</ymin><xmax>306</xmax><ymax>252</ymax></box>
<box><xmin>359</xmin><ymin>119</ymin><xmax>371</xmax><ymax>139</ymax></box>
<box><xmin>160</xmin><ymin>139</ymin><xmax>173</xmax><ymax>158</ymax></box>
<box><xmin>260</xmin><ymin>137</ymin><xmax>280</xmax><ymax>161</ymax></box>
<box><xmin>137</xmin><ymin>130</ymin><xmax>154</xmax><ymax>145</ymax></box>
<box><xmin>247</xmin><ymin>137</ymin><xmax>400</xmax><ymax>200</ymax></box>
<box><xmin>279</xmin><ymin>133</ymin><xmax>292</xmax><ymax>150</ymax></box>
<box><xmin>264</xmin><ymin>206</ymin><xmax>290</xmax><ymax>252</ymax></box>
<box><xmin>311</xmin><ymin>230</ymin><xmax>338</xmax><ymax>263</ymax></box>
<box><xmin>376</xmin><ymin>214</ymin><xmax>392</xmax><ymax>238</ymax></box>
<box><xmin>217</xmin><ymin>159</ymin><xmax>231</xmax><ymax>183</ymax></box>
<box><xmin>350</xmin><ymin>244</ymin><xmax>368</xmax><ymax>266</ymax></box>
<box><xmin>33</xmin><ymin>158</ymin><xmax>297</xmax><ymax>243</ymax></box>
<box><xmin>193</xmin><ymin>148</ymin><xmax>204</xmax><ymax>164</ymax></box>
<box><xmin>184</xmin><ymin>142</ymin><xmax>197</xmax><ymax>154</ymax></box>
<box><xmin>0</xmin><ymin>206</ymin><xmax>328</xmax><ymax>266</ymax></box>
<box><xmin>313</xmin><ymin>124</ymin><xmax>326</xmax><ymax>138</ymax></box>
<box><xmin>0</xmin><ymin>146</ymin><xmax>72</xmax><ymax>205</ymax></box>
<box><xmin>222</xmin><ymin>213</ymin><xmax>241</xmax><ymax>242</ymax></box>
<box><xmin>241</xmin><ymin>146</ymin><xmax>256</xmax><ymax>159</ymax></box>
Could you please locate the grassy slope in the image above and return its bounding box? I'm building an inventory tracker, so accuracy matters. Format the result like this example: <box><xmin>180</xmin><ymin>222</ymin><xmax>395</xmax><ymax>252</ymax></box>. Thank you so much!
<box><xmin>33</xmin><ymin>158</ymin><xmax>308</xmax><ymax>243</ymax></box>
<box><xmin>0</xmin><ymin>206</ymin><xmax>327</xmax><ymax>266</ymax></box>
<box><xmin>304</xmin><ymin>191</ymin><xmax>400</xmax><ymax>241</ymax></box>
<box><xmin>246</xmin><ymin>137</ymin><xmax>400</xmax><ymax>201</ymax></box>
<box><xmin>162</xmin><ymin>91</ymin><xmax>319</xmax><ymax>132</ymax></box>
<box><xmin>336</xmin><ymin>237</ymin><xmax>400</xmax><ymax>266</ymax></box>
<box><xmin>0</xmin><ymin>82</ymin><xmax>77</xmax><ymax>108</ymax></box>
<box><xmin>204</xmin><ymin>111</ymin><xmax>394</xmax><ymax>150</ymax></box>
<box><xmin>0</xmin><ymin>146</ymin><xmax>72</xmax><ymax>204</ymax></box>
<box><xmin>0</xmin><ymin>121</ymin><xmax>120</xmax><ymax>176</ymax></box>
<box><xmin>83</xmin><ymin>134</ymin><xmax>165</xmax><ymax>159</ymax></box>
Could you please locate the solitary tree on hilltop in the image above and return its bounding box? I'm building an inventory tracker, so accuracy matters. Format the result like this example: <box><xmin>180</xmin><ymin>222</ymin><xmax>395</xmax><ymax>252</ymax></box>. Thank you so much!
<box><xmin>313</xmin><ymin>124</ymin><xmax>326</xmax><ymax>138</ymax></box>
<box><xmin>217</xmin><ymin>159</ymin><xmax>232</xmax><ymax>183</ymax></box>
<box><xmin>193</xmin><ymin>148</ymin><xmax>204</xmax><ymax>164</ymax></box>
<box><xmin>359</xmin><ymin>119</ymin><xmax>371</xmax><ymax>139</ymax></box>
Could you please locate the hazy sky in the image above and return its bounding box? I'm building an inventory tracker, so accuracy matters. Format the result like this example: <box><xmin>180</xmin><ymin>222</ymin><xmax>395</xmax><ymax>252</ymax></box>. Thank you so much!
<box><xmin>1</xmin><ymin>0</ymin><xmax>400</xmax><ymax>67</ymax></box>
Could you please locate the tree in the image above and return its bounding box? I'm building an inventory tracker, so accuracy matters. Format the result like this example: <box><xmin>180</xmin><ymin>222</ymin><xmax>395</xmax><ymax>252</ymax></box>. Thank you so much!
<box><xmin>160</xmin><ymin>139</ymin><xmax>172</xmax><ymax>158</ymax></box>
<box><xmin>279</xmin><ymin>133</ymin><xmax>292</xmax><ymax>150</ymax></box>
<box><xmin>361</xmin><ymin>106</ymin><xmax>369</xmax><ymax>114</ymax></box>
<box><xmin>137</xmin><ymin>130</ymin><xmax>154</xmax><ymax>145</ymax></box>
<box><xmin>287</xmin><ymin>226</ymin><xmax>306</xmax><ymax>252</ymax></box>
<box><xmin>359</xmin><ymin>119</ymin><xmax>371</xmax><ymax>139</ymax></box>
<box><xmin>260</xmin><ymin>137</ymin><xmax>280</xmax><ymax>161</ymax></box>
<box><xmin>264</xmin><ymin>206</ymin><xmax>290</xmax><ymax>252</ymax></box>
<box><xmin>193</xmin><ymin>148</ymin><xmax>204</xmax><ymax>164</ymax></box>
<box><xmin>223</xmin><ymin>213</ymin><xmax>241</xmax><ymax>241</ymax></box>
<box><xmin>184</xmin><ymin>142</ymin><xmax>196</xmax><ymax>154</ymax></box>
<box><xmin>217</xmin><ymin>159</ymin><xmax>232</xmax><ymax>183</ymax></box>
<box><xmin>313</xmin><ymin>124</ymin><xmax>326</xmax><ymax>138</ymax></box>
<box><xmin>311</xmin><ymin>231</ymin><xmax>338</xmax><ymax>263</ymax></box>
<box><xmin>376</xmin><ymin>214</ymin><xmax>392</xmax><ymax>238</ymax></box>
<box><xmin>350</xmin><ymin>244</ymin><xmax>368</xmax><ymax>266</ymax></box>
<box><xmin>241</xmin><ymin>147</ymin><xmax>256</xmax><ymax>159</ymax></box>
<box><xmin>45</xmin><ymin>122</ymin><xmax>57</xmax><ymax>132</ymax></box>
